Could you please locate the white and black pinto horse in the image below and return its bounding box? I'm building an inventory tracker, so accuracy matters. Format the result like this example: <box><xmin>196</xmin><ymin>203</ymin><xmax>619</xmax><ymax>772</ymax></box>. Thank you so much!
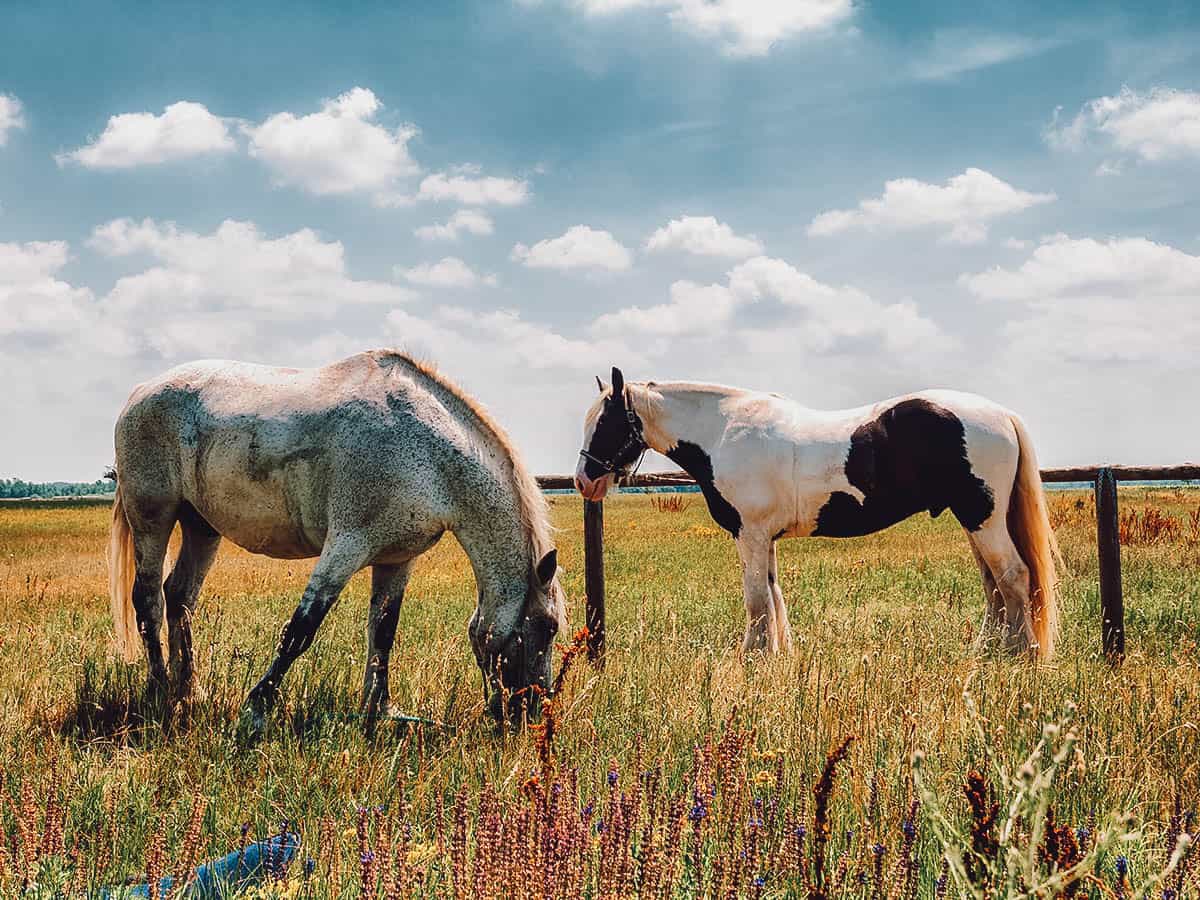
<box><xmin>576</xmin><ymin>369</ymin><xmax>1059</xmax><ymax>659</ymax></box>
<box><xmin>108</xmin><ymin>350</ymin><xmax>565</xmax><ymax>735</ymax></box>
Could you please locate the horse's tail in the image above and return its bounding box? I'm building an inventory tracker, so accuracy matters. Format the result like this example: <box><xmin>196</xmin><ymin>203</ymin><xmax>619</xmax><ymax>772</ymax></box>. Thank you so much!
<box><xmin>107</xmin><ymin>479</ymin><xmax>141</xmax><ymax>662</ymax></box>
<box><xmin>1007</xmin><ymin>414</ymin><xmax>1061</xmax><ymax>660</ymax></box>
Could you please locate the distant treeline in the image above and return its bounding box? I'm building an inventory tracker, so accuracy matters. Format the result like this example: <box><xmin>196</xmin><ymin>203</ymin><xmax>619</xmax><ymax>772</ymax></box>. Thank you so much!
<box><xmin>0</xmin><ymin>477</ymin><xmax>116</xmax><ymax>499</ymax></box>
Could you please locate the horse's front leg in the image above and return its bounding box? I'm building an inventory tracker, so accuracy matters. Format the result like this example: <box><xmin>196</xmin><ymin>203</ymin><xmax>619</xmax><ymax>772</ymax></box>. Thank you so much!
<box><xmin>737</xmin><ymin>534</ymin><xmax>779</xmax><ymax>653</ymax></box>
<box><xmin>240</xmin><ymin>535</ymin><xmax>370</xmax><ymax>740</ymax></box>
<box><xmin>361</xmin><ymin>562</ymin><xmax>412</xmax><ymax>720</ymax></box>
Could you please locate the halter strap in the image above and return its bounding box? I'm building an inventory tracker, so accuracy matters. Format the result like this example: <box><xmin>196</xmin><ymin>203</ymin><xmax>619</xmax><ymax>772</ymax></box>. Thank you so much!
<box><xmin>578</xmin><ymin>397</ymin><xmax>648</xmax><ymax>478</ymax></box>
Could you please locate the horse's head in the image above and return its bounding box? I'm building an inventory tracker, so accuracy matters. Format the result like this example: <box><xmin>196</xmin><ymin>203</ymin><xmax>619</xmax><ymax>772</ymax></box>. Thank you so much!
<box><xmin>472</xmin><ymin>548</ymin><xmax>564</xmax><ymax>728</ymax></box>
<box><xmin>576</xmin><ymin>366</ymin><xmax>646</xmax><ymax>501</ymax></box>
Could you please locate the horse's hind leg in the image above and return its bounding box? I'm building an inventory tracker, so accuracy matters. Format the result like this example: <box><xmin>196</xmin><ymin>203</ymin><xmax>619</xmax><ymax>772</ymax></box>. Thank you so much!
<box><xmin>164</xmin><ymin>506</ymin><xmax>221</xmax><ymax>701</ymax></box>
<box><xmin>241</xmin><ymin>534</ymin><xmax>372</xmax><ymax>738</ymax></box>
<box><xmin>969</xmin><ymin>518</ymin><xmax>1035</xmax><ymax>655</ymax></box>
<box><xmin>122</xmin><ymin>498</ymin><xmax>178</xmax><ymax>698</ymax></box>
<box><xmin>968</xmin><ymin>537</ymin><xmax>1004</xmax><ymax>653</ymax></box>
<box><xmin>737</xmin><ymin>535</ymin><xmax>779</xmax><ymax>653</ymax></box>
<box><xmin>768</xmin><ymin>540</ymin><xmax>793</xmax><ymax>652</ymax></box>
<box><xmin>362</xmin><ymin>562</ymin><xmax>412</xmax><ymax>719</ymax></box>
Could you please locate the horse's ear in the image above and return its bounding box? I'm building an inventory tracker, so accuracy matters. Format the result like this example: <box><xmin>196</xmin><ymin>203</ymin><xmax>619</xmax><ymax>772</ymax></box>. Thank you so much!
<box><xmin>611</xmin><ymin>367</ymin><xmax>625</xmax><ymax>399</ymax></box>
<box><xmin>535</xmin><ymin>549</ymin><xmax>558</xmax><ymax>588</ymax></box>
<box><xmin>595</xmin><ymin>375</ymin><xmax>608</xmax><ymax>394</ymax></box>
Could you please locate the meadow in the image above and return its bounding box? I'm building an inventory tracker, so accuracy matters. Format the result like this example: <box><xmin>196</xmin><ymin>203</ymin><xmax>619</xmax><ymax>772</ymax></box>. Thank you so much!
<box><xmin>0</xmin><ymin>488</ymin><xmax>1198</xmax><ymax>897</ymax></box>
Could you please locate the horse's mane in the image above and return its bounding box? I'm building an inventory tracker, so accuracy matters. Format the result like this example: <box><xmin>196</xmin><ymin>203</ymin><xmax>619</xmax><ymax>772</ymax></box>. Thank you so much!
<box><xmin>370</xmin><ymin>350</ymin><xmax>554</xmax><ymax>560</ymax></box>
<box><xmin>585</xmin><ymin>380</ymin><xmax>745</xmax><ymax>449</ymax></box>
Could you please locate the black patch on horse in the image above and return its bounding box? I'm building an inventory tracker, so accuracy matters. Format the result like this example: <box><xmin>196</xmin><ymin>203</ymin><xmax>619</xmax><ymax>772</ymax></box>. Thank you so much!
<box><xmin>667</xmin><ymin>441</ymin><xmax>743</xmax><ymax>538</ymax></box>
<box><xmin>581</xmin><ymin>398</ymin><xmax>634</xmax><ymax>481</ymax></box>
<box><xmin>813</xmin><ymin>399</ymin><xmax>994</xmax><ymax>538</ymax></box>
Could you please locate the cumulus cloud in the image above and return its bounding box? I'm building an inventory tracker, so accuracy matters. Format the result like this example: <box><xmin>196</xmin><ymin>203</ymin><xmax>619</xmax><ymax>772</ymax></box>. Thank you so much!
<box><xmin>0</xmin><ymin>94</ymin><xmax>25</xmax><ymax>146</ymax></box>
<box><xmin>415</xmin><ymin>169</ymin><xmax>530</xmax><ymax>206</ymax></box>
<box><xmin>644</xmin><ymin>215</ymin><xmax>763</xmax><ymax>258</ymax></box>
<box><xmin>543</xmin><ymin>0</ymin><xmax>852</xmax><ymax>57</ymax></box>
<box><xmin>244</xmin><ymin>87</ymin><xmax>419</xmax><ymax>197</ymax></box>
<box><xmin>56</xmin><ymin>101</ymin><xmax>235</xmax><ymax>169</ymax></box>
<box><xmin>808</xmin><ymin>168</ymin><xmax>1055</xmax><ymax>245</ymax></box>
<box><xmin>395</xmin><ymin>256</ymin><xmax>497</xmax><ymax>288</ymax></box>
<box><xmin>512</xmin><ymin>225</ymin><xmax>632</xmax><ymax>272</ymax></box>
<box><xmin>960</xmin><ymin>233</ymin><xmax>1200</xmax><ymax>363</ymax></box>
<box><xmin>593</xmin><ymin>281</ymin><xmax>738</xmax><ymax>336</ymax></box>
<box><xmin>595</xmin><ymin>255</ymin><xmax>946</xmax><ymax>353</ymax></box>
<box><xmin>0</xmin><ymin>240</ymin><xmax>96</xmax><ymax>339</ymax></box>
<box><xmin>88</xmin><ymin>218</ymin><xmax>412</xmax><ymax>342</ymax></box>
<box><xmin>414</xmin><ymin>209</ymin><xmax>495</xmax><ymax>241</ymax></box>
<box><xmin>1045</xmin><ymin>87</ymin><xmax>1200</xmax><ymax>163</ymax></box>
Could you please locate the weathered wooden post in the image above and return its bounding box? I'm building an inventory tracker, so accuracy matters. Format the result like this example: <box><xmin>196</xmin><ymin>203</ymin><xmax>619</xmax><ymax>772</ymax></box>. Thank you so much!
<box><xmin>583</xmin><ymin>499</ymin><xmax>606</xmax><ymax>667</ymax></box>
<box><xmin>1095</xmin><ymin>467</ymin><xmax>1124</xmax><ymax>661</ymax></box>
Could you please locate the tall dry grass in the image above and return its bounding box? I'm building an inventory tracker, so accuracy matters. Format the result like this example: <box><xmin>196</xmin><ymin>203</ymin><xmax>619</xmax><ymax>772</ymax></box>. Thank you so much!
<box><xmin>0</xmin><ymin>488</ymin><xmax>1197</xmax><ymax>895</ymax></box>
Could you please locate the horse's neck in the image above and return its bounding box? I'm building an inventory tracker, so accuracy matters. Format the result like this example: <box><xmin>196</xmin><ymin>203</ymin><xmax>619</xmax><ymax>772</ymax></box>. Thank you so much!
<box><xmin>632</xmin><ymin>384</ymin><xmax>732</xmax><ymax>454</ymax></box>
<box><xmin>453</xmin><ymin>488</ymin><xmax>531</xmax><ymax>635</ymax></box>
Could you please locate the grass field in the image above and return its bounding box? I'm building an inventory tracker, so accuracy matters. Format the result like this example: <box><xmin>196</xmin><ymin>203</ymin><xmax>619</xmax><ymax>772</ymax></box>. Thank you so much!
<box><xmin>0</xmin><ymin>489</ymin><xmax>1198</xmax><ymax>897</ymax></box>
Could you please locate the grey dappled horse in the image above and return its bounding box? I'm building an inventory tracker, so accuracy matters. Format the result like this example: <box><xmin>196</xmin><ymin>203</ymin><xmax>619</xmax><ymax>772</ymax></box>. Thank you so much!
<box><xmin>108</xmin><ymin>350</ymin><xmax>565</xmax><ymax>736</ymax></box>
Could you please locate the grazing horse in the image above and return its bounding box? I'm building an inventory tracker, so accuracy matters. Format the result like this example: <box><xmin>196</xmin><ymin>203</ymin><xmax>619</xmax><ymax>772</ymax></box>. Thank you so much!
<box><xmin>108</xmin><ymin>349</ymin><xmax>565</xmax><ymax>735</ymax></box>
<box><xmin>575</xmin><ymin>368</ymin><xmax>1059</xmax><ymax>660</ymax></box>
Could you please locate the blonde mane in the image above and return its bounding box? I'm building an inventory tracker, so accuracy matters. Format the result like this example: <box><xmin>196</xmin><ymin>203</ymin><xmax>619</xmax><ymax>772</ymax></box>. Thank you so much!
<box><xmin>371</xmin><ymin>351</ymin><xmax>554</xmax><ymax>560</ymax></box>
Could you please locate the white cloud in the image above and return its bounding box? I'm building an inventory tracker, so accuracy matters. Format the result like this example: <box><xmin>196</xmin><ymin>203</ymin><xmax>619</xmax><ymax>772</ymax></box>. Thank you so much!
<box><xmin>89</xmin><ymin>218</ymin><xmax>412</xmax><ymax>336</ymax></box>
<box><xmin>595</xmin><ymin>255</ymin><xmax>945</xmax><ymax>353</ymax></box>
<box><xmin>415</xmin><ymin>170</ymin><xmax>530</xmax><ymax>206</ymax></box>
<box><xmin>414</xmin><ymin>209</ymin><xmax>495</xmax><ymax>241</ymax></box>
<box><xmin>395</xmin><ymin>256</ymin><xmax>497</xmax><ymax>288</ymax></box>
<box><xmin>0</xmin><ymin>94</ymin><xmax>25</xmax><ymax>146</ymax></box>
<box><xmin>1003</xmin><ymin>237</ymin><xmax>1031</xmax><ymax>250</ymax></box>
<box><xmin>244</xmin><ymin>87</ymin><xmax>419</xmax><ymax>197</ymax></box>
<box><xmin>555</xmin><ymin>0</ymin><xmax>852</xmax><ymax>57</ymax></box>
<box><xmin>0</xmin><ymin>241</ymin><xmax>95</xmax><ymax>339</ymax></box>
<box><xmin>593</xmin><ymin>281</ymin><xmax>738</xmax><ymax>336</ymax></box>
<box><xmin>909</xmin><ymin>31</ymin><xmax>1060</xmax><ymax>81</ymax></box>
<box><xmin>1045</xmin><ymin>87</ymin><xmax>1200</xmax><ymax>163</ymax></box>
<box><xmin>961</xmin><ymin>233</ymin><xmax>1200</xmax><ymax>363</ymax></box>
<box><xmin>57</xmin><ymin>101</ymin><xmax>235</xmax><ymax>169</ymax></box>
<box><xmin>644</xmin><ymin>215</ymin><xmax>763</xmax><ymax>258</ymax></box>
<box><xmin>808</xmin><ymin>168</ymin><xmax>1055</xmax><ymax>244</ymax></box>
<box><xmin>512</xmin><ymin>225</ymin><xmax>632</xmax><ymax>271</ymax></box>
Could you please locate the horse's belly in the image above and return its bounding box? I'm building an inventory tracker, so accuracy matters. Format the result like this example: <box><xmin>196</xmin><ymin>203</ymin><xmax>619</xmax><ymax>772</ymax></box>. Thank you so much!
<box><xmin>189</xmin><ymin>478</ymin><xmax>324</xmax><ymax>559</ymax></box>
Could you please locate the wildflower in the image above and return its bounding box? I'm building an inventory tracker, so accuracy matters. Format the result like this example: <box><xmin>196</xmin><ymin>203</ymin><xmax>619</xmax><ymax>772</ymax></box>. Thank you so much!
<box><xmin>608</xmin><ymin>770</ymin><xmax>619</xmax><ymax>788</ymax></box>
<box><xmin>872</xmin><ymin>842</ymin><xmax>886</xmax><ymax>857</ymax></box>
<box><xmin>688</xmin><ymin>797</ymin><xmax>707</xmax><ymax>823</ymax></box>
<box><xmin>753</xmin><ymin>875</ymin><xmax>765</xmax><ymax>888</ymax></box>
<box><xmin>303</xmin><ymin>858</ymin><xmax>315</xmax><ymax>879</ymax></box>
<box><xmin>901</xmin><ymin>819</ymin><xmax>916</xmax><ymax>840</ymax></box>
<box><xmin>1076</xmin><ymin>826</ymin><xmax>1090</xmax><ymax>845</ymax></box>
<box><xmin>1114</xmin><ymin>855</ymin><xmax>1129</xmax><ymax>876</ymax></box>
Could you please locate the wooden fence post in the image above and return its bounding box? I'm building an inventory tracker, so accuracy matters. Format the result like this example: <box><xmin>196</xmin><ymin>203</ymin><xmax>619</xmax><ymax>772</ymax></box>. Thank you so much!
<box><xmin>583</xmin><ymin>499</ymin><xmax>606</xmax><ymax>667</ymax></box>
<box><xmin>1095</xmin><ymin>467</ymin><xmax>1124</xmax><ymax>661</ymax></box>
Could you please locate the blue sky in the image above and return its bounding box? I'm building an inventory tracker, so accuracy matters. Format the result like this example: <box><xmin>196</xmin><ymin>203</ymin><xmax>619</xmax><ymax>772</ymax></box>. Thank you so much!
<box><xmin>2</xmin><ymin>1</ymin><xmax>1199</xmax><ymax>480</ymax></box>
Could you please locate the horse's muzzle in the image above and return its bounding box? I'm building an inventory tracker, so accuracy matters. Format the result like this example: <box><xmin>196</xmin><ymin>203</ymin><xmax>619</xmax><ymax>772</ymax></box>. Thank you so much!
<box><xmin>574</xmin><ymin>465</ymin><xmax>613</xmax><ymax>501</ymax></box>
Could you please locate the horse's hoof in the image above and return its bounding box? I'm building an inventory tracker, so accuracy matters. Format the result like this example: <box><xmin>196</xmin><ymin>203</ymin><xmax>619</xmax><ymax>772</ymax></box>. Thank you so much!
<box><xmin>235</xmin><ymin>705</ymin><xmax>268</xmax><ymax>745</ymax></box>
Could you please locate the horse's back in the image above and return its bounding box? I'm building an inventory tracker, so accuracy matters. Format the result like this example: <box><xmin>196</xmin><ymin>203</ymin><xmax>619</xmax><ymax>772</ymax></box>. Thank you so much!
<box><xmin>113</xmin><ymin>352</ymin><xmax>455</xmax><ymax>558</ymax></box>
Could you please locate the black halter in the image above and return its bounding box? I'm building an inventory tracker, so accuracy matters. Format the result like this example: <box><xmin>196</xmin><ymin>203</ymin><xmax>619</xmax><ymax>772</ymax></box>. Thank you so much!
<box><xmin>579</xmin><ymin>402</ymin><xmax>648</xmax><ymax>479</ymax></box>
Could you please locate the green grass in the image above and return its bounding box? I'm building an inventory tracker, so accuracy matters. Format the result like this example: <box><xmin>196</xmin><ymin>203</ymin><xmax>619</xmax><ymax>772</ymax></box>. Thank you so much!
<box><xmin>0</xmin><ymin>489</ymin><xmax>1197</xmax><ymax>896</ymax></box>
